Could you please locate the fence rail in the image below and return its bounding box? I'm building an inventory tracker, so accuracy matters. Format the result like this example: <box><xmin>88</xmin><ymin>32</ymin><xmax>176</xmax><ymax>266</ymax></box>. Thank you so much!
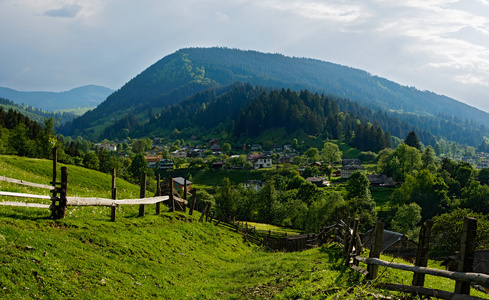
<box><xmin>333</xmin><ymin>216</ymin><xmax>488</xmax><ymax>300</ymax></box>
<box><xmin>0</xmin><ymin>148</ymin><xmax>192</xmax><ymax>221</ymax></box>
<box><xmin>0</xmin><ymin>176</ymin><xmax>53</xmax><ymax>190</ymax></box>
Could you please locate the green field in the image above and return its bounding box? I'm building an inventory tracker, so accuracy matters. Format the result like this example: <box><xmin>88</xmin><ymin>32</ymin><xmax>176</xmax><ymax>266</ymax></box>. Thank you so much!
<box><xmin>1</xmin><ymin>156</ymin><xmax>487</xmax><ymax>299</ymax></box>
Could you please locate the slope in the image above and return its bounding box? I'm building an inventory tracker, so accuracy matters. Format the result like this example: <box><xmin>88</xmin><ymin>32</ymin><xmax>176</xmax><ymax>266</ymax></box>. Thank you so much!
<box><xmin>0</xmin><ymin>155</ymin><xmax>378</xmax><ymax>299</ymax></box>
<box><xmin>61</xmin><ymin>47</ymin><xmax>489</xmax><ymax>144</ymax></box>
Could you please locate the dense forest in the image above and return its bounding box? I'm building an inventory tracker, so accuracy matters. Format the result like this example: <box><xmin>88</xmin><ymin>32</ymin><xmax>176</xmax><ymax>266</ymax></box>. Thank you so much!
<box><xmin>100</xmin><ymin>84</ymin><xmax>435</xmax><ymax>151</ymax></box>
<box><xmin>60</xmin><ymin>47</ymin><xmax>489</xmax><ymax>147</ymax></box>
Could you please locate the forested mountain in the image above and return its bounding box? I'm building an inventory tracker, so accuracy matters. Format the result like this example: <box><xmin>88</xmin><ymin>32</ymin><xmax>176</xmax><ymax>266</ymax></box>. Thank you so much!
<box><xmin>0</xmin><ymin>85</ymin><xmax>113</xmax><ymax>111</ymax></box>
<box><xmin>100</xmin><ymin>83</ymin><xmax>439</xmax><ymax>151</ymax></box>
<box><xmin>0</xmin><ymin>98</ymin><xmax>79</xmax><ymax>124</ymax></box>
<box><xmin>60</xmin><ymin>47</ymin><xmax>489</xmax><ymax>146</ymax></box>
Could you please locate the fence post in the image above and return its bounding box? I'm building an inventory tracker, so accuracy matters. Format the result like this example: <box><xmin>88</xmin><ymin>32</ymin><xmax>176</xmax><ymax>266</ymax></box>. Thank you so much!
<box><xmin>58</xmin><ymin>167</ymin><xmax>68</xmax><ymax>219</ymax></box>
<box><xmin>169</xmin><ymin>178</ymin><xmax>175</xmax><ymax>212</ymax></box>
<box><xmin>111</xmin><ymin>168</ymin><xmax>117</xmax><ymax>222</ymax></box>
<box><xmin>454</xmin><ymin>217</ymin><xmax>477</xmax><ymax>295</ymax></box>
<box><xmin>189</xmin><ymin>189</ymin><xmax>197</xmax><ymax>215</ymax></box>
<box><xmin>199</xmin><ymin>203</ymin><xmax>208</xmax><ymax>222</ymax></box>
<box><xmin>343</xmin><ymin>216</ymin><xmax>351</xmax><ymax>257</ymax></box>
<box><xmin>50</xmin><ymin>147</ymin><xmax>58</xmax><ymax>219</ymax></box>
<box><xmin>346</xmin><ymin>218</ymin><xmax>359</xmax><ymax>267</ymax></box>
<box><xmin>412</xmin><ymin>219</ymin><xmax>433</xmax><ymax>287</ymax></box>
<box><xmin>367</xmin><ymin>219</ymin><xmax>384</xmax><ymax>280</ymax></box>
<box><xmin>183</xmin><ymin>178</ymin><xmax>187</xmax><ymax>213</ymax></box>
<box><xmin>155</xmin><ymin>174</ymin><xmax>161</xmax><ymax>215</ymax></box>
<box><xmin>139</xmin><ymin>172</ymin><xmax>146</xmax><ymax>217</ymax></box>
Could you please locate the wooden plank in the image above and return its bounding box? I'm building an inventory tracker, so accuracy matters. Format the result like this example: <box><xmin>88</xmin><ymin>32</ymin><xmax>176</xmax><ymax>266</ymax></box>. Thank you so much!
<box><xmin>378</xmin><ymin>283</ymin><xmax>486</xmax><ymax>300</ymax></box>
<box><xmin>0</xmin><ymin>176</ymin><xmax>53</xmax><ymax>190</ymax></box>
<box><xmin>65</xmin><ymin>195</ymin><xmax>170</xmax><ymax>207</ymax></box>
<box><xmin>0</xmin><ymin>191</ymin><xmax>52</xmax><ymax>200</ymax></box>
<box><xmin>351</xmin><ymin>265</ymin><xmax>368</xmax><ymax>276</ymax></box>
<box><xmin>355</xmin><ymin>256</ymin><xmax>489</xmax><ymax>288</ymax></box>
<box><xmin>0</xmin><ymin>201</ymin><xmax>50</xmax><ymax>208</ymax></box>
<box><xmin>174</xmin><ymin>195</ymin><xmax>188</xmax><ymax>205</ymax></box>
<box><xmin>66</xmin><ymin>197</ymin><xmax>117</xmax><ymax>207</ymax></box>
<box><xmin>115</xmin><ymin>196</ymin><xmax>169</xmax><ymax>205</ymax></box>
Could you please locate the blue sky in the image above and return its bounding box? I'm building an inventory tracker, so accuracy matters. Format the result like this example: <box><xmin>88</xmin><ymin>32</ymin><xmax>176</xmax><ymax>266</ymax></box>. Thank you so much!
<box><xmin>1</xmin><ymin>0</ymin><xmax>489</xmax><ymax>112</ymax></box>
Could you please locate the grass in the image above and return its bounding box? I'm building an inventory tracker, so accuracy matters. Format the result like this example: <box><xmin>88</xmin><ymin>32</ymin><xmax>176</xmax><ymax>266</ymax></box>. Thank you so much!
<box><xmin>243</xmin><ymin>221</ymin><xmax>304</xmax><ymax>236</ymax></box>
<box><xmin>357</xmin><ymin>253</ymin><xmax>489</xmax><ymax>299</ymax></box>
<box><xmin>1</xmin><ymin>155</ymin><xmax>488</xmax><ymax>299</ymax></box>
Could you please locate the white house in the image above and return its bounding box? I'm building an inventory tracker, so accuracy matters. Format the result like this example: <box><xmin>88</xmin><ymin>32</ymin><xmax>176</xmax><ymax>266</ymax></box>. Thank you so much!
<box><xmin>248</xmin><ymin>154</ymin><xmax>272</xmax><ymax>169</ymax></box>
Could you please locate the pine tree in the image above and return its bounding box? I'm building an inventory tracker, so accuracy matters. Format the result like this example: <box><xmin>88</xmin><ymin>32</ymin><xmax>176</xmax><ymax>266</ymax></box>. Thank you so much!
<box><xmin>404</xmin><ymin>131</ymin><xmax>422</xmax><ymax>150</ymax></box>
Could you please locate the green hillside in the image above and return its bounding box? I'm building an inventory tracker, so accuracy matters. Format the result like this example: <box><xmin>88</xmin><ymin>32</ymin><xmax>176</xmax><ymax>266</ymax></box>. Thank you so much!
<box><xmin>0</xmin><ymin>156</ymin><xmax>369</xmax><ymax>299</ymax></box>
<box><xmin>61</xmin><ymin>47</ymin><xmax>489</xmax><ymax>146</ymax></box>
<box><xmin>2</xmin><ymin>157</ymin><xmax>489</xmax><ymax>299</ymax></box>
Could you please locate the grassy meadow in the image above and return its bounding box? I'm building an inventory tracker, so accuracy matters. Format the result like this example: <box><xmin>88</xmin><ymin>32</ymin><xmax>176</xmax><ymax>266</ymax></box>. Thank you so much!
<box><xmin>1</xmin><ymin>155</ymin><xmax>488</xmax><ymax>299</ymax></box>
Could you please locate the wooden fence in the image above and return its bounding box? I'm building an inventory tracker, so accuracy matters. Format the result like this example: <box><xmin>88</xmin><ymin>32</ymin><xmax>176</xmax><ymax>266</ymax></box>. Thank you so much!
<box><xmin>0</xmin><ymin>148</ymin><xmax>191</xmax><ymax>221</ymax></box>
<box><xmin>334</xmin><ymin>216</ymin><xmax>489</xmax><ymax>299</ymax></box>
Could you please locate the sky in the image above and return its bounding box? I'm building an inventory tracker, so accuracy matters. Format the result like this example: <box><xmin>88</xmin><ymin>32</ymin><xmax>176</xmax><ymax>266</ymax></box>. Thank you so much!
<box><xmin>1</xmin><ymin>0</ymin><xmax>489</xmax><ymax>112</ymax></box>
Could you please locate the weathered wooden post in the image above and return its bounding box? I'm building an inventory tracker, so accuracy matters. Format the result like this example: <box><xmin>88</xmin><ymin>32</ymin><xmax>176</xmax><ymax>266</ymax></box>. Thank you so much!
<box><xmin>199</xmin><ymin>203</ymin><xmax>208</xmax><ymax>222</ymax></box>
<box><xmin>412</xmin><ymin>219</ymin><xmax>433</xmax><ymax>287</ymax></box>
<box><xmin>50</xmin><ymin>147</ymin><xmax>58</xmax><ymax>219</ymax></box>
<box><xmin>58</xmin><ymin>166</ymin><xmax>68</xmax><ymax>219</ymax></box>
<box><xmin>343</xmin><ymin>216</ymin><xmax>352</xmax><ymax>257</ymax></box>
<box><xmin>454</xmin><ymin>217</ymin><xmax>477</xmax><ymax>295</ymax></box>
<box><xmin>111</xmin><ymin>168</ymin><xmax>117</xmax><ymax>222</ymax></box>
<box><xmin>189</xmin><ymin>189</ymin><xmax>197</xmax><ymax>215</ymax></box>
<box><xmin>155</xmin><ymin>174</ymin><xmax>161</xmax><ymax>215</ymax></box>
<box><xmin>346</xmin><ymin>218</ymin><xmax>359</xmax><ymax>267</ymax></box>
<box><xmin>183</xmin><ymin>178</ymin><xmax>187</xmax><ymax>213</ymax></box>
<box><xmin>139</xmin><ymin>172</ymin><xmax>146</xmax><ymax>217</ymax></box>
<box><xmin>169</xmin><ymin>178</ymin><xmax>175</xmax><ymax>212</ymax></box>
<box><xmin>367</xmin><ymin>219</ymin><xmax>384</xmax><ymax>280</ymax></box>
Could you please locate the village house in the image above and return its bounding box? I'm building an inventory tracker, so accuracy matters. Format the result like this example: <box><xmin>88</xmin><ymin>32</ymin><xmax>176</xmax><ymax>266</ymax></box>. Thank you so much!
<box><xmin>98</xmin><ymin>143</ymin><xmax>117</xmax><ymax>151</ymax></box>
<box><xmin>171</xmin><ymin>150</ymin><xmax>187</xmax><ymax>158</ymax></box>
<box><xmin>145</xmin><ymin>155</ymin><xmax>163</xmax><ymax>168</ymax></box>
<box><xmin>442</xmin><ymin>250</ymin><xmax>489</xmax><ymax>276</ymax></box>
<box><xmin>305</xmin><ymin>177</ymin><xmax>330</xmax><ymax>187</ymax></box>
<box><xmin>210</xmin><ymin>144</ymin><xmax>221</xmax><ymax>153</ymax></box>
<box><xmin>243</xmin><ymin>180</ymin><xmax>264</xmax><ymax>191</ymax></box>
<box><xmin>208</xmin><ymin>138</ymin><xmax>219</xmax><ymax>146</ymax></box>
<box><xmin>158</xmin><ymin>158</ymin><xmax>174</xmax><ymax>171</ymax></box>
<box><xmin>248</xmin><ymin>154</ymin><xmax>272</xmax><ymax>169</ymax></box>
<box><xmin>188</xmin><ymin>148</ymin><xmax>204</xmax><ymax>158</ymax></box>
<box><xmin>341</xmin><ymin>159</ymin><xmax>365</xmax><ymax>179</ymax></box>
<box><xmin>362</xmin><ymin>229</ymin><xmax>418</xmax><ymax>261</ymax></box>
<box><xmin>251</xmin><ymin>144</ymin><xmax>262</xmax><ymax>151</ymax></box>
<box><xmin>367</xmin><ymin>174</ymin><xmax>395</xmax><ymax>187</ymax></box>
<box><xmin>172</xmin><ymin>177</ymin><xmax>192</xmax><ymax>194</ymax></box>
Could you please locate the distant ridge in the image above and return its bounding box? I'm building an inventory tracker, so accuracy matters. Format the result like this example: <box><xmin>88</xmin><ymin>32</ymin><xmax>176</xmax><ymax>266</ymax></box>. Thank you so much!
<box><xmin>0</xmin><ymin>85</ymin><xmax>114</xmax><ymax>111</ymax></box>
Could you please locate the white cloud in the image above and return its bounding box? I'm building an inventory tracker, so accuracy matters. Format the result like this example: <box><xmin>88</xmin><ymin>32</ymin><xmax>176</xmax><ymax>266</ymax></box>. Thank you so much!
<box><xmin>215</xmin><ymin>11</ymin><xmax>230</xmax><ymax>23</ymax></box>
<box><xmin>43</xmin><ymin>4</ymin><xmax>81</xmax><ymax>18</ymax></box>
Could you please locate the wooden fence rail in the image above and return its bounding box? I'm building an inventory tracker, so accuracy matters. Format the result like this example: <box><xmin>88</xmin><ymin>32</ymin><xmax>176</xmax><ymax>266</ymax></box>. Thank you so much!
<box><xmin>0</xmin><ymin>176</ymin><xmax>53</xmax><ymax>190</ymax></box>
<box><xmin>333</xmin><ymin>216</ymin><xmax>488</xmax><ymax>300</ymax></box>
<box><xmin>0</xmin><ymin>152</ymin><xmax>191</xmax><ymax>222</ymax></box>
